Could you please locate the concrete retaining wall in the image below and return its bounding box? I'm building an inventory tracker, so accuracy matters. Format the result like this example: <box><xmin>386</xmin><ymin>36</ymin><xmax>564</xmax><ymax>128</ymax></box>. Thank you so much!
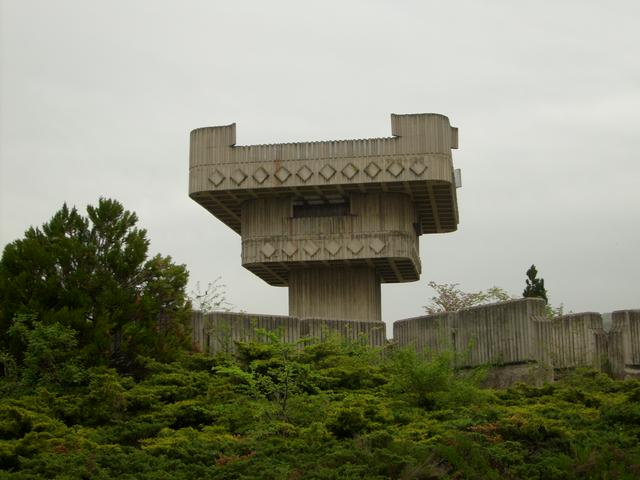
<box><xmin>300</xmin><ymin>318</ymin><xmax>386</xmax><ymax>346</ymax></box>
<box><xmin>393</xmin><ymin>312</ymin><xmax>452</xmax><ymax>355</ymax></box>
<box><xmin>191</xmin><ymin>305</ymin><xmax>640</xmax><ymax>382</ymax></box>
<box><xmin>393</xmin><ymin>298</ymin><xmax>546</xmax><ymax>367</ymax></box>
<box><xmin>191</xmin><ymin>311</ymin><xmax>386</xmax><ymax>354</ymax></box>
<box><xmin>452</xmin><ymin>299</ymin><xmax>543</xmax><ymax>367</ymax></box>
<box><xmin>191</xmin><ymin>311</ymin><xmax>300</xmax><ymax>354</ymax></box>
<box><xmin>612</xmin><ymin>310</ymin><xmax>640</xmax><ymax>377</ymax></box>
<box><xmin>531</xmin><ymin>313</ymin><xmax>604</xmax><ymax>370</ymax></box>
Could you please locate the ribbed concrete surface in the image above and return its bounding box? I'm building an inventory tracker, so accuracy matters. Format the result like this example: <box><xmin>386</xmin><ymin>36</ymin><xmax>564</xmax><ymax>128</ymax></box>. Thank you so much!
<box><xmin>531</xmin><ymin>313</ymin><xmax>603</xmax><ymax>369</ymax></box>
<box><xmin>393</xmin><ymin>298</ymin><xmax>545</xmax><ymax>367</ymax></box>
<box><xmin>191</xmin><ymin>311</ymin><xmax>386</xmax><ymax>354</ymax></box>
<box><xmin>300</xmin><ymin>318</ymin><xmax>386</xmax><ymax>346</ymax></box>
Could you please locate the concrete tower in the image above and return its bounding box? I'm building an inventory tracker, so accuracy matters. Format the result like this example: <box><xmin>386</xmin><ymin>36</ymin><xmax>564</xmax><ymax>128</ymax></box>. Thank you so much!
<box><xmin>189</xmin><ymin>113</ymin><xmax>460</xmax><ymax>322</ymax></box>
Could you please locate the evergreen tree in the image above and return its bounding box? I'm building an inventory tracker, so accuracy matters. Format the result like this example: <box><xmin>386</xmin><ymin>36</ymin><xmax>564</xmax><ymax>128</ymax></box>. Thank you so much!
<box><xmin>0</xmin><ymin>198</ymin><xmax>191</xmax><ymax>369</ymax></box>
<box><xmin>522</xmin><ymin>264</ymin><xmax>548</xmax><ymax>304</ymax></box>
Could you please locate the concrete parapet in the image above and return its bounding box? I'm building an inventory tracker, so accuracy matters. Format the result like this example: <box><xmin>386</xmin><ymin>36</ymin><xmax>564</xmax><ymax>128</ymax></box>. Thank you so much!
<box><xmin>191</xmin><ymin>303</ymin><xmax>640</xmax><ymax>384</ymax></box>
<box><xmin>190</xmin><ymin>311</ymin><xmax>386</xmax><ymax>353</ymax></box>
<box><xmin>612</xmin><ymin>309</ymin><xmax>640</xmax><ymax>377</ymax></box>
<box><xmin>300</xmin><ymin>318</ymin><xmax>386</xmax><ymax>346</ymax></box>
<box><xmin>191</xmin><ymin>311</ymin><xmax>300</xmax><ymax>355</ymax></box>
<box><xmin>393</xmin><ymin>312</ymin><xmax>453</xmax><ymax>354</ymax></box>
<box><xmin>531</xmin><ymin>312</ymin><xmax>604</xmax><ymax>370</ymax></box>
<box><xmin>394</xmin><ymin>299</ymin><xmax>546</xmax><ymax>367</ymax></box>
<box><xmin>452</xmin><ymin>299</ymin><xmax>545</xmax><ymax>367</ymax></box>
<box><xmin>606</xmin><ymin>328</ymin><xmax>627</xmax><ymax>379</ymax></box>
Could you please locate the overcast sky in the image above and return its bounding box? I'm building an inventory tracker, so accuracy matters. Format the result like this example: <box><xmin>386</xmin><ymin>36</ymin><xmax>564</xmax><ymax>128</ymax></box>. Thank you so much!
<box><xmin>1</xmin><ymin>0</ymin><xmax>638</xmax><ymax>334</ymax></box>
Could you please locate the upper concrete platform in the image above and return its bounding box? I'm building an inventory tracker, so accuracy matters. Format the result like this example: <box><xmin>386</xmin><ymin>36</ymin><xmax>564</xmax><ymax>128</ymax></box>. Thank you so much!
<box><xmin>189</xmin><ymin>113</ymin><xmax>459</xmax><ymax>235</ymax></box>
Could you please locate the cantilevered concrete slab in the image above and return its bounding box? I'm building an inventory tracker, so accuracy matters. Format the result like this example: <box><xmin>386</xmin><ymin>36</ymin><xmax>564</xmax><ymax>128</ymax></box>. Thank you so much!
<box><xmin>189</xmin><ymin>113</ymin><xmax>460</xmax><ymax>321</ymax></box>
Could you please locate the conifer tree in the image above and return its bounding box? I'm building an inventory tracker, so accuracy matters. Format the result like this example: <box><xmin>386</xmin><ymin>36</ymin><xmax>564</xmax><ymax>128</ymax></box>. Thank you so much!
<box><xmin>0</xmin><ymin>198</ymin><xmax>191</xmax><ymax>369</ymax></box>
<box><xmin>523</xmin><ymin>264</ymin><xmax>548</xmax><ymax>304</ymax></box>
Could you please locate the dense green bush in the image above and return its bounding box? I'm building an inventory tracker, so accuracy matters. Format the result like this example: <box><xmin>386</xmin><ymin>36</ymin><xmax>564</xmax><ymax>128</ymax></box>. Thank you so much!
<box><xmin>1</xmin><ymin>337</ymin><xmax>639</xmax><ymax>478</ymax></box>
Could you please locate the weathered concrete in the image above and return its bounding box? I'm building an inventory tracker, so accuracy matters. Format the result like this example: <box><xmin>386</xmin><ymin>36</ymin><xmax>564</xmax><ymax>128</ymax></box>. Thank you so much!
<box><xmin>191</xmin><ymin>311</ymin><xmax>300</xmax><ymax>355</ymax></box>
<box><xmin>612</xmin><ymin>309</ymin><xmax>640</xmax><ymax>378</ymax></box>
<box><xmin>394</xmin><ymin>298</ymin><xmax>546</xmax><ymax>368</ymax></box>
<box><xmin>189</xmin><ymin>113</ymin><xmax>459</xmax><ymax>321</ymax></box>
<box><xmin>191</xmin><ymin>311</ymin><xmax>387</xmax><ymax>354</ymax></box>
<box><xmin>301</xmin><ymin>318</ymin><xmax>386</xmax><ymax>346</ymax></box>
<box><xmin>452</xmin><ymin>299</ymin><xmax>544</xmax><ymax>367</ymax></box>
<box><xmin>531</xmin><ymin>313</ymin><xmax>604</xmax><ymax>371</ymax></box>
<box><xmin>191</xmin><ymin>302</ymin><xmax>640</xmax><ymax>386</ymax></box>
<box><xmin>393</xmin><ymin>300</ymin><xmax>640</xmax><ymax>384</ymax></box>
<box><xmin>289</xmin><ymin>267</ymin><xmax>381</xmax><ymax>322</ymax></box>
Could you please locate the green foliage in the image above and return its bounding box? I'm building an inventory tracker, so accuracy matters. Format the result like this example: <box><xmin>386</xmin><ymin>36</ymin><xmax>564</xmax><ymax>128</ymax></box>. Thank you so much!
<box><xmin>523</xmin><ymin>264</ymin><xmax>548</xmax><ymax>304</ymax></box>
<box><xmin>9</xmin><ymin>315</ymin><xmax>85</xmax><ymax>386</ymax></box>
<box><xmin>1</xmin><ymin>340</ymin><xmax>640</xmax><ymax>478</ymax></box>
<box><xmin>0</xmin><ymin>198</ymin><xmax>191</xmax><ymax>369</ymax></box>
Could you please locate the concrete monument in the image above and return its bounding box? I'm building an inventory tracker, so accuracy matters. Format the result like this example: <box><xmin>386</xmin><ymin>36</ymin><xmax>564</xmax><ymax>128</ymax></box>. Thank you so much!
<box><xmin>189</xmin><ymin>113</ymin><xmax>460</xmax><ymax>322</ymax></box>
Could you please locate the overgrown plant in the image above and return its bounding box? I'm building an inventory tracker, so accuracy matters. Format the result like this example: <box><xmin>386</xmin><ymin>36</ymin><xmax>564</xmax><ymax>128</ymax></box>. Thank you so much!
<box><xmin>189</xmin><ymin>278</ymin><xmax>232</xmax><ymax>314</ymax></box>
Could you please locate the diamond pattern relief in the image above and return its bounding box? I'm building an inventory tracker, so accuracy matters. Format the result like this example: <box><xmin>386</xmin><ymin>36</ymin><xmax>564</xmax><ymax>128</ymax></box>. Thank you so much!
<box><xmin>296</xmin><ymin>165</ymin><xmax>313</xmax><ymax>182</ymax></box>
<box><xmin>231</xmin><ymin>168</ymin><xmax>247</xmax><ymax>185</ymax></box>
<box><xmin>410</xmin><ymin>160</ymin><xmax>426</xmax><ymax>176</ymax></box>
<box><xmin>370</xmin><ymin>238</ymin><xmax>386</xmax><ymax>254</ymax></box>
<box><xmin>347</xmin><ymin>239</ymin><xmax>364</xmax><ymax>254</ymax></box>
<box><xmin>261</xmin><ymin>243</ymin><xmax>276</xmax><ymax>258</ymax></box>
<box><xmin>253</xmin><ymin>167</ymin><xmax>269</xmax><ymax>184</ymax></box>
<box><xmin>283</xmin><ymin>242</ymin><xmax>298</xmax><ymax>257</ymax></box>
<box><xmin>341</xmin><ymin>163</ymin><xmax>359</xmax><ymax>180</ymax></box>
<box><xmin>387</xmin><ymin>162</ymin><xmax>404</xmax><ymax>178</ymax></box>
<box><xmin>325</xmin><ymin>240</ymin><xmax>341</xmax><ymax>256</ymax></box>
<box><xmin>208</xmin><ymin>170</ymin><xmax>225</xmax><ymax>186</ymax></box>
<box><xmin>364</xmin><ymin>162</ymin><xmax>381</xmax><ymax>179</ymax></box>
<box><xmin>275</xmin><ymin>167</ymin><xmax>291</xmax><ymax>183</ymax></box>
<box><xmin>319</xmin><ymin>164</ymin><xmax>336</xmax><ymax>181</ymax></box>
<box><xmin>303</xmin><ymin>241</ymin><xmax>320</xmax><ymax>257</ymax></box>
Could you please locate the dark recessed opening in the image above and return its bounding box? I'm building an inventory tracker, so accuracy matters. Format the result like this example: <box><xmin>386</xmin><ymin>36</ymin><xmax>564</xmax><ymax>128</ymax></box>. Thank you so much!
<box><xmin>292</xmin><ymin>197</ymin><xmax>350</xmax><ymax>218</ymax></box>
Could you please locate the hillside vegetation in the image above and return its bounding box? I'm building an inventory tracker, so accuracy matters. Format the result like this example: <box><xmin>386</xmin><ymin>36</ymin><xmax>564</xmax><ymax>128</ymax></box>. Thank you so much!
<box><xmin>1</xmin><ymin>333</ymin><xmax>639</xmax><ymax>479</ymax></box>
<box><xmin>1</xmin><ymin>200</ymin><xmax>639</xmax><ymax>478</ymax></box>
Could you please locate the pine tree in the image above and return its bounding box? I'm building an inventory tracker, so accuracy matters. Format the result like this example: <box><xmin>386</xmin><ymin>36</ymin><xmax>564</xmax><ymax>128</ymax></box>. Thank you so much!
<box><xmin>523</xmin><ymin>264</ymin><xmax>548</xmax><ymax>304</ymax></box>
<box><xmin>0</xmin><ymin>198</ymin><xmax>191</xmax><ymax>369</ymax></box>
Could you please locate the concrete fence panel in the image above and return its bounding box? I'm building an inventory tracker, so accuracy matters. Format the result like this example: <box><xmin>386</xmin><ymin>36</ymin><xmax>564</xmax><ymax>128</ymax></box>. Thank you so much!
<box><xmin>392</xmin><ymin>312</ymin><xmax>453</xmax><ymax>354</ymax></box>
<box><xmin>452</xmin><ymin>298</ymin><xmax>545</xmax><ymax>367</ymax></box>
<box><xmin>191</xmin><ymin>311</ymin><xmax>300</xmax><ymax>354</ymax></box>
<box><xmin>300</xmin><ymin>318</ymin><xmax>386</xmax><ymax>347</ymax></box>
<box><xmin>612</xmin><ymin>310</ymin><xmax>640</xmax><ymax>368</ymax></box>
<box><xmin>607</xmin><ymin>328</ymin><xmax>627</xmax><ymax>379</ymax></box>
<box><xmin>531</xmin><ymin>313</ymin><xmax>603</xmax><ymax>369</ymax></box>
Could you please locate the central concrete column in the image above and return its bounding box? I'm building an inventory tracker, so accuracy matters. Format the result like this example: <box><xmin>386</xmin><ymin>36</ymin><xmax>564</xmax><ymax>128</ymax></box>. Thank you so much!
<box><xmin>288</xmin><ymin>267</ymin><xmax>381</xmax><ymax>322</ymax></box>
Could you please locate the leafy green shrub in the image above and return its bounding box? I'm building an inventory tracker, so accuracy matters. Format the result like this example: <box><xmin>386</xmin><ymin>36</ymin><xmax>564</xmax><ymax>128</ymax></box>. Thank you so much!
<box><xmin>10</xmin><ymin>316</ymin><xmax>85</xmax><ymax>387</ymax></box>
<box><xmin>1</xmin><ymin>339</ymin><xmax>640</xmax><ymax>478</ymax></box>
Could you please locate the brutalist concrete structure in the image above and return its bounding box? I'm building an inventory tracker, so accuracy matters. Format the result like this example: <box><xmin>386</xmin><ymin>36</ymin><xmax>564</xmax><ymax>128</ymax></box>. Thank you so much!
<box><xmin>189</xmin><ymin>113</ymin><xmax>459</xmax><ymax>322</ymax></box>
